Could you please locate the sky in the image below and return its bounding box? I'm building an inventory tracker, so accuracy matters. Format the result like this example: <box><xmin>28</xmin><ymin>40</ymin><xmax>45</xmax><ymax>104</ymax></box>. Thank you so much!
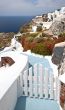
<box><xmin>0</xmin><ymin>0</ymin><xmax>65</xmax><ymax>16</ymax></box>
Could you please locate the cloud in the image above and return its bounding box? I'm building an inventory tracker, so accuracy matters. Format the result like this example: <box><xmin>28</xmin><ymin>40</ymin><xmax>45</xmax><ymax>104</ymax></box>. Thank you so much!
<box><xmin>36</xmin><ymin>0</ymin><xmax>65</xmax><ymax>8</ymax></box>
<box><xmin>0</xmin><ymin>0</ymin><xmax>65</xmax><ymax>16</ymax></box>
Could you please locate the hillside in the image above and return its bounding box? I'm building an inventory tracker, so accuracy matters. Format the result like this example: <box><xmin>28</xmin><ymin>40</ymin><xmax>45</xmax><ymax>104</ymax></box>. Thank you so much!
<box><xmin>49</xmin><ymin>18</ymin><xmax>65</xmax><ymax>36</ymax></box>
<box><xmin>1</xmin><ymin>7</ymin><xmax>65</xmax><ymax>55</ymax></box>
<box><xmin>0</xmin><ymin>32</ymin><xmax>15</xmax><ymax>49</ymax></box>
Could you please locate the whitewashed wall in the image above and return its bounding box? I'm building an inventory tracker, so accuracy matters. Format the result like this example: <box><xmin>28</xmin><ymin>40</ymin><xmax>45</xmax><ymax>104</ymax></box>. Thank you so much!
<box><xmin>0</xmin><ymin>51</ymin><xmax>29</xmax><ymax>110</ymax></box>
<box><xmin>0</xmin><ymin>60</ymin><xmax>28</xmax><ymax>110</ymax></box>
<box><xmin>32</xmin><ymin>26</ymin><xmax>37</xmax><ymax>32</ymax></box>
<box><xmin>0</xmin><ymin>80</ymin><xmax>17</xmax><ymax>110</ymax></box>
<box><xmin>42</xmin><ymin>22</ymin><xmax>52</xmax><ymax>29</ymax></box>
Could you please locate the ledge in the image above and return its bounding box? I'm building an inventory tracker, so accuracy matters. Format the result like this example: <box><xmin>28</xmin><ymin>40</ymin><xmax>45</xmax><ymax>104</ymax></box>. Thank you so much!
<box><xmin>0</xmin><ymin>50</ymin><xmax>28</xmax><ymax>100</ymax></box>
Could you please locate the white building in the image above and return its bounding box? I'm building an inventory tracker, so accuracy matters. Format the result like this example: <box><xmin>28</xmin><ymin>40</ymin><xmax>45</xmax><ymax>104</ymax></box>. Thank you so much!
<box><xmin>32</xmin><ymin>7</ymin><xmax>65</xmax><ymax>31</ymax></box>
<box><xmin>55</xmin><ymin>10</ymin><xmax>60</xmax><ymax>17</ymax></box>
<box><xmin>48</xmin><ymin>7</ymin><xmax>65</xmax><ymax>22</ymax></box>
<box><xmin>35</xmin><ymin>15</ymin><xmax>42</xmax><ymax>18</ymax></box>
<box><xmin>48</xmin><ymin>13</ymin><xmax>52</xmax><ymax>20</ymax></box>
<box><xmin>32</xmin><ymin>26</ymin><xmax>37</xmax><ymax>32</ymax></box>
<box><xmin>42</xmin><ymin>21</ymin><xmax>52</xmax><ymax>29</ymax></box>
<box><xmin>48</xmin><ymin>12</ymin><xmax>59</xmax><ymax>21</ymax></box>
<box><xmin>60</xmin><ymin>7</ymin><xmax>65</xmax><ymax>14</ymax></box>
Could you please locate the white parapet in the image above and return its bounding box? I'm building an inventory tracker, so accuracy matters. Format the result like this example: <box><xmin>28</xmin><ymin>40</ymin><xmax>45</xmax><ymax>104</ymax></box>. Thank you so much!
<box><xmin>0</xmin><ymin>80</ymin><xmax>17</xmax><ymax>110</ymax></box>
<box><xmin>0</xmin><ymin>50</ymin><xmax>28</xmax><ymax>110</ymax></box>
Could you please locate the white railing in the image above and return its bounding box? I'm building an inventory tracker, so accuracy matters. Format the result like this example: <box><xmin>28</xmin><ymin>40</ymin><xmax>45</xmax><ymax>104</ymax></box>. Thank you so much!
<box><xmin>18</xmin><ymin>64</ymin><xmax>60</xmax><ymax>103</ymax></box>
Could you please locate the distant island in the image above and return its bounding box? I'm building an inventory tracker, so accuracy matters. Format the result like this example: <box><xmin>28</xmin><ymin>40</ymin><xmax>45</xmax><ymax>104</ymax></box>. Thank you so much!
<box><xmin>1</xmin><ymin>7</ymin><xmax>65</xmax><ymax>55</ymax></box>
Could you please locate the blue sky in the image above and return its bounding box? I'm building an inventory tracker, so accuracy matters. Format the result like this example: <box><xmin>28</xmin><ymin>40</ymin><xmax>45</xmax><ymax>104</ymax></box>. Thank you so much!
<box><xmin>0</xmin><ymin>0</ymin><xmax>65</xmax><ymax>16</ymax></box>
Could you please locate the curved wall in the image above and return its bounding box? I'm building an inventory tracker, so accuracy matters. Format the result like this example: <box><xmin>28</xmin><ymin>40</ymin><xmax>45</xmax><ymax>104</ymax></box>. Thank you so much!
<box><xmin>0</xmin><ymin>50</ymin><xmax>28</xmax><ymax>110</ymax></box>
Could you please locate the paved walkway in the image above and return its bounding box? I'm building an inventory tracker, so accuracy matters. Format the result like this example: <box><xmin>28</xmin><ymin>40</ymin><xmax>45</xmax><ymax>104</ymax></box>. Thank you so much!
<box><xmin>15</xmin><ymin>97</ymin><xmax>60</xmax><ymax>110</ymax></box>
<box><xmin>15</xmin><ymin>54</ymin><xmax>59</xmax><ymax>110</ymax></box>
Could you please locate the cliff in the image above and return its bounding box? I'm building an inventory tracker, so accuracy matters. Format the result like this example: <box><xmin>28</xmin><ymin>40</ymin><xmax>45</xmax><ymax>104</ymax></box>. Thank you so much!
<box><xmin>52</xmin><ymin>41</ymin><xmax>65</xmax><ymax>74</ymax></box>
<box><xmin>0</xmin><ymin>32</ymin><xmax>15</xmax><ymax>49</ymax></box>
<box><xmin>52</xmin><ymin>42</ymin><xmax>65</xmax><ymax>65</ymax></box>
<box><xmin>49</xmin><ymin>18</ymin><xmax>65</xmax><ymax>36</ymax></box>
<box><xmin>52</xmin><ymin>42</ymin><xmax>65</xmax><ymax>109</ymax></box>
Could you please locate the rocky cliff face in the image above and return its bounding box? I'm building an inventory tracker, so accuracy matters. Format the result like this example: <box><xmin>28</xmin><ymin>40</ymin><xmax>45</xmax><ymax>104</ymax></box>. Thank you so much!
<box><xmin>52</xmin><ymin>42</ymin><xmax>65</xmax><ymax>109</ymax></box>
<box><xmin>0</xmin><ymin>32</ymin><xmax>15</xmax><ymax>48</ymax></box>
<box><xmin>52</xmin><ymin>41</ymin><xmax>65</xmax><ymax>75</ymax></box>
<box><xmin>52</xmin><ymin>42</ymin><xmax>65</xmax><ymax>65</ymax></box>
<box><xmin>49</xmin><ymin>18</ymin><xmax>65</xmax><ymax>35</ymax></box>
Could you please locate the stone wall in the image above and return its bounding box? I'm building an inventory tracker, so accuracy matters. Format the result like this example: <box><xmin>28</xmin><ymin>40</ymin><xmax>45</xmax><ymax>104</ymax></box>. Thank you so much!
<box><xmin>49</xmin><ymin>19</ymin><xmax>65</xmax><ymax>35</ymax></box>
<box><xmin>60</xmin><ymin>82</ymin><xmax>65</xmax><ymax>108</ymax></box>
<box><xmin>52</xmin><ymin>42</ymin><xmax>65</xmax><ymax>109</ymax></box>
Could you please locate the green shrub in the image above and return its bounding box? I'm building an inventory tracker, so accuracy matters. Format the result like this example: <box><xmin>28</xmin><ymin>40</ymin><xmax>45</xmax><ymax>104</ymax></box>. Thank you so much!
<box><xmin>31</xmin><ymin>43</ymin><xmax>51</xmax><ymax>55</ymax></box>
<box><xmin>58</xmin><ymin>33</ymin><xmax>65</xmax><ymax>37</ymax></box>
<box><xmin>42</xmin><ymin>33</ymin><xmax>47</xmax><ymax>37</ymax></box>
<box><xmin>37</xmin><ymin>26</ymin><xmax>42</xmax><ymax>32</ymax></box>
<box><xmin>0</xmin><ymin>43</ymin><xmax>4</xmax><ymax>48</ymax></box>
<box><xmin>34</xmin><ymin>37</ymin><xmax>44</xmax><ymax>43</ymax></box>
<box><xmin>27</xmin><ymin>37</ymin><xmax>34</xmax><ymax>42</ymax></box>
<box><xmin>29</xmin><ymin>33</ymin><xmax>39</xmax><ymax>38</ymax></box>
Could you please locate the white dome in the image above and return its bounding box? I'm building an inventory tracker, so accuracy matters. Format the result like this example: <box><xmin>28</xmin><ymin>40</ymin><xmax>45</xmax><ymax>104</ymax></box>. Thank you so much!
<box><xmin>60</xmin><ymin>7</ymin><xmax>65</xmax><ymax>14</ymax></box>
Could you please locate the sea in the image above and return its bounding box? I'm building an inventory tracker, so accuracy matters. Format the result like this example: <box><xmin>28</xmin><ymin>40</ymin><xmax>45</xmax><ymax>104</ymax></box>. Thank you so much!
<box><xmin>0</xmin><ymin>16</ymin><xmax>34</xmax><ymax>33</ymax></box>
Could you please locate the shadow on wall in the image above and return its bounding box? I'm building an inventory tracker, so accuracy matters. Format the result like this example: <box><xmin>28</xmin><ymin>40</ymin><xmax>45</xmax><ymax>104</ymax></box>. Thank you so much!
<box><xmin>15</xmin><ymin>96</ymin><xmax>26</xmax><ymax>110</ymax></box>
<box><xmin>0</xmin><ymin>57</ymin><xmax>15</xmax><ymax>67</ymax></box>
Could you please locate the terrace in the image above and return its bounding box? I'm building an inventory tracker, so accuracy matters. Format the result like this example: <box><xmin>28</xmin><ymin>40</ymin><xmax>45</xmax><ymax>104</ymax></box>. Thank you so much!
<box><xmin>14</xmin><ymin>53</ymin><xmax>60</xmax><ymax>110</ymax></box>
<box><xmin>0</xmin><ymin>37</ymin><xmax>61</xmax><ymax>110</ymax></box>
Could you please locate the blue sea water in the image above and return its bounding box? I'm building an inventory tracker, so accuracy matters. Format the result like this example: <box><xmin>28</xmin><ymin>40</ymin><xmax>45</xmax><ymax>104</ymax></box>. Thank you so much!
<box><xmin>0</xmin><ymin>16</ymin><xmax>34</xmax><ymax>33</ymax></box>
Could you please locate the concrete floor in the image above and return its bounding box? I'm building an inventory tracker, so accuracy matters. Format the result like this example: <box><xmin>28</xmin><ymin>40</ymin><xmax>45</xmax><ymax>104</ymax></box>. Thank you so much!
<box><xmin>15</xmin><ymin>96</ymin><xmax>60</xmax><ymax>110</ymax></box>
